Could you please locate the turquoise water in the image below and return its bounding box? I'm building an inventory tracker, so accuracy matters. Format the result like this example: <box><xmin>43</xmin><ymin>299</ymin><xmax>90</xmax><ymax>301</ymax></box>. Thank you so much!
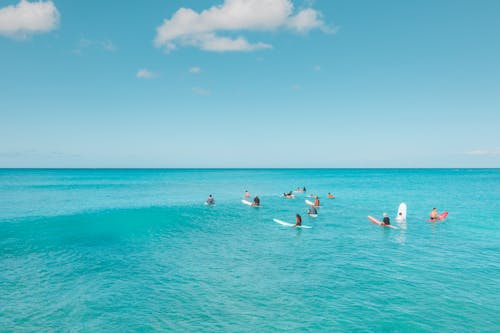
<box><xmin>1</xmin><ymin>169</ymin><xmax>499</xmax><ymax>331</ymax></box>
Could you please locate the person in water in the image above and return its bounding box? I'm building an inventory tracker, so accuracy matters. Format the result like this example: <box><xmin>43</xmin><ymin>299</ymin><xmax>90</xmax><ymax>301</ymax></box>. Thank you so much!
<box><xmin>382</xmin><ymin>212</ymin><xmax>390</xmax><ymax>225</ymax></box>
<box><xmin>327</xmin><ymin>192</ymin><xmax>334</xmax><ymax>199</ymax></box>
<box><xmin>430</xmin><ymin>208</ymin><xmax>438</xmax><ymax>220</ymax></box>
<box><xmin>294</xmin><ymin>213</ymin><xmax>302</xmax><ymax>227</ymax></box>
<box><xmin>303</xmin><ymin>186</ymin><xmax>306</xmax><ymax>192</ymax></box>
<box><xmin>206</xmin><ymin>194</ymin><xmax>214</xmax><ymax>205</ymax></box>
<box><xmin>245</xmin><ymin>190</ymin><xmax>250</xmax><ymax>198</ymax></box>
<box><xmin>308</xmin><ymin>205</ymin><xmax>318</xmax><ymax>216</ymax></box>
<box><xmin>314</xmin><ymin>196</ymin><xmax>320</xmax><ymax>207</ymax></box>
<box><xmin>283</xmin><ymin>191</ymin><xmax>294</xmax><ymax>198</ymax></box>
<box><xmin>252</xmin><ymin>195</ymin><xmax>260</xmax><ymax>206</ymax></box>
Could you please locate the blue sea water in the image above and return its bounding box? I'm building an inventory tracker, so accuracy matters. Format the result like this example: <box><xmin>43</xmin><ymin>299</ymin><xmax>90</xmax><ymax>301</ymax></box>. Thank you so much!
<box><xmin>0</xmin><ymin>169</ymin><xmax>499</xmax><ymax>332</ymax></box>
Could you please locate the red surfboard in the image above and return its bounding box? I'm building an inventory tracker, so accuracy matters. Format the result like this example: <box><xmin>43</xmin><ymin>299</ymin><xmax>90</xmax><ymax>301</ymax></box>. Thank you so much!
<box><xmin>427</xmin><ymin>212</ymin><xmax>448</xmax><ymax>222</ymax></box>
<box><xmin>367</xmin><ymin>215</ymin><xmax>397</xmax><ymax>229</ymax></box>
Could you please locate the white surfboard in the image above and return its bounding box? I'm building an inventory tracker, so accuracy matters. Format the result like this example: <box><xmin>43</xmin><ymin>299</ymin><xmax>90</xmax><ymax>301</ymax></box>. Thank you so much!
<box><xmin>308</xmin><ymin>213</ymin><xmax>318</xmax><ymax>218</ymax></box>
<box><xmin>273</xmin><ymin>218</ymin><xmax>312</xmax><ymax>229</ymax></box>
<box><xmin>396</xmin><ymin>202</ymin><xmax>407</xmax><ymax>222</ymax></box>
<box><xmin>242</xmin><ymin>199</ymin><xmax>261</xmax><ymax>207</ymax></box>
<box><xmin>305</xmin><ymin>199</ymin><xmax>320</xmax><ymax>208</ymax></box>
<box><xmin>204</xmin><ymin>202</ymin><xmax>215</xmax><ymax>206</ymax></box>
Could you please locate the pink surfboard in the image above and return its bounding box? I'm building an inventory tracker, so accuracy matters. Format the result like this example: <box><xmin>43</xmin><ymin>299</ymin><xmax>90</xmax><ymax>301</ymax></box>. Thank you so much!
<box><xmin>367</xmin><ymin>215</ymin><xmax>397</xmax><ymax>229</ymax></box>
<box><xmin>427</xmin><ymin>212</ymin><xmax>448</xmax><ymax>222</ymax></box>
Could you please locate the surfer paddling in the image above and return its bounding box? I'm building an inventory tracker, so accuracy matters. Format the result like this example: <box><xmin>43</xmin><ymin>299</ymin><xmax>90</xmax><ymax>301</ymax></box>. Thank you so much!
<box><xmin>251</xmin><ymin>196</ymin><xmax>260</xmax><ymax>207</ymax></box>
<box><xmin>429</xmin><ymin>208</ymin><xmax>438</xmax><ymax>221</ymax></box>
<box><xmin>294</xmin><ymin>214</ymin><xmax>302</xmax><ymax>227</ymax></box>
<box><xmin>382</xmin><ymin>213</ymin><xmax>390</xmax><ymax>225</ymax></box>
<box><xmin>206</xmin><ymin>194</ymin><xmax>214</xmax><ymax>205</ymax></box>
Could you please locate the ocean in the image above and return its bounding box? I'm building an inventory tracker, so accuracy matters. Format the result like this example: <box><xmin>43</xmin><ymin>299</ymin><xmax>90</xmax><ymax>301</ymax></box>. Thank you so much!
<box><xmin>1</xmin><ymin>169</ymin><xmax>499</xmax><ymax>331</ymax></box>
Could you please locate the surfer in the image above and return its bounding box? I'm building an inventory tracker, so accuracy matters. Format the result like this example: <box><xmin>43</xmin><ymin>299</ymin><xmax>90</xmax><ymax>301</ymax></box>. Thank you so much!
<box><xmin>245</xmin><ymin>190</ymin><xmax>250</xmax><ymax>198</ymax></box>
<box><xmin>206</xmin><ymin>194</ymin><xmax>214</xmax><ymax>205</ymax></box>
<box><xmin>430</xmin><ymin>208</ymin><xmax>438</xmax><ymax>221</ymax></box>
<box><xmin>252</xmin><ymin>196</ymin><xmax>260</xmax><ymax>206</ymax></box>
<box><xmin>382</xmin><ymin>213</ymin><xmax>390</xmax><ymax>225</ymax></box>
<box><xmin>314</xmin><ymin>196</ymin><xmax>320</xmax><ymax>207</ymax></box>
<box><xmin>308</xmin><ymin>205</ymin><xmax>318</xmax><ymax>216</ymax></box>
<box><xmin>294</xmin><ymin>214</ymin><xmax>302</xmax><ymax>227</ymax></box>
<box><xmin>284</xmin><ymin>191</ymin><xmax>294</xmax><ymax>198</ymax></box>
<box><xmin>327</xmin><ymin>192</ymin><xmax>334</xmax><ymax>199</ymax></box>
<box><xmin>303</xmin><ymin>186</ymin><xmax>306</xmax><ymax>192</ymax></box>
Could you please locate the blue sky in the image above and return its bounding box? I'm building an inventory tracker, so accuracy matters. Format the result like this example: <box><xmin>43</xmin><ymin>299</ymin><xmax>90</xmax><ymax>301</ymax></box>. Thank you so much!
<box><xmin>0</xmin><ymin>0</ymin><xmax>499</xmax><ymax>167</ymax></box>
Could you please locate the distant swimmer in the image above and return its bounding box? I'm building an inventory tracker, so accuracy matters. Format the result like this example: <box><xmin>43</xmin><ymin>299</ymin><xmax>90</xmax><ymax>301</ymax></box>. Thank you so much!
<box><xmin>245</xmin><ymin>190</ymin><xmax>250</xmax><ymax>198</ymax></box>
<box><xmin>206</xmin><ymin>194</ymin><xmax>215</xmax><ymax>206</ymax></box>
<box><xmin>284</xmin><ymin>191</ymin><xmax>294</xmax><ymax>198</ymax></box>
<box><xmin>294</xmin><ymin>214</ymin><xmax>302</xmax><ymax>227</ymax></box>
<box><xmin>382</xmin><ymin>212</ymin><xmax>390</xmax><ymax>225</ymax></box>
<box><xmin>308</xmin><ymin>205</ymin><xmax>318</xmax><ymax>216</ymax></box>
<box><xmin>303</xmin><ymin>186</ymin><xmax>307</xmax><ymax>192</ymax></box>
<box><xmin>314</xmin><ymin>196</ymin><xmax>320</xmax><ymax>207</ymax></box>
<box><xmin>430</xmin><ymin>208</ymin><xmax>438</xmax><ymax>221</ymax></box>
<box><xmin>327</xmin><ymin>192</ymin><xmax>335</xmax><ymax>199</ymax></box>
<box><xmin>296</xmin><ymin>187</ymin><xmax>303</xmax><ymax>193</ymax></box>
<box><xmin>252</xmin><ymin>195</ymin><xmax>260</xmax><ymax>207</ymax></box>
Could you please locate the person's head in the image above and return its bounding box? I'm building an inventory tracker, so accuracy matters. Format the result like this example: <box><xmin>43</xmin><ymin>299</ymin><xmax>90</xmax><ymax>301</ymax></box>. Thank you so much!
<box><xmin>398</xmin><ymin>212</ymin><xmax>402</xmax><ymax>216</ymax></box>
<box><xmin>383</xmin><ymin>212</ymin><xmax>388</xmax><ymax>217</ymax></box>
<box><xmin>315</xmin><ymin>196</ymin><xmax>319</xmax><ymax>199</ymax></box>
<box><xmin>432</xmin><ymin>208</ymin><xmax>437</xmax><ymax>211</ymax></box>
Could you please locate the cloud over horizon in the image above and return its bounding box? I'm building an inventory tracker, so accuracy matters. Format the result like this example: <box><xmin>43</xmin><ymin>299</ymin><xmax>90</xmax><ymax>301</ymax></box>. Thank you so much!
<box><xmin>154</xmin><ymin>0</ymin><xmax>331</xmax><ymax>52</ymax></box>
<box><xmin>466</xmin><ymin>148</ymin><xmax>500</xmax><ymax>156</ymax></box>
<box><xmin>136</xmin><ymin>69</ymin><xmax>158</xmax><ymax>79</ymax></box>
<box><xmin>0</xmin><ymin>0</ymin><xmax>59</xmax><ymax>39</ymax></box>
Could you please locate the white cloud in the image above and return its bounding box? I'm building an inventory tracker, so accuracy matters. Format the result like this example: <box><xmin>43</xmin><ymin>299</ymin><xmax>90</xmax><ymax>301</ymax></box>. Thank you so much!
<box><xmin>0</xmin><ymin>0</ymin><xmax>59</xmax><ymax>39</ymax></box>
<box><xmin>155</xmin><ymin>0</ymin><xmax>331</xmax><ymax>52</ymax></box>
<box><xmin>192</xmin><ymin>86</ymin><xmax>211</xmax><ymax>96</ymax></box>
<box><xmin>73</xmin><ymin>38</ymin><xmax>117</xmax><ymax>54</ymax></box>
<box><xmin>466</xmin><ymin>148</ymin><xmax>500</xmax><ymax>156</ymax></box>
<box><xmin>189</xmin><ymin>66</ymin><xmax>201</xmax><ymax>74</ymax></box>
<box><xmin>136</xmin><ymin>69</ymin><xmax>157</xmax><ymax>79</ymax></box>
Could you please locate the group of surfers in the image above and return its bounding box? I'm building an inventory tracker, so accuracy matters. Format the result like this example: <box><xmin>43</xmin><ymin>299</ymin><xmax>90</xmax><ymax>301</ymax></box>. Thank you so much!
<box><xmin>374</xmin><ymin>207</ymin><xmax>443</xmax><ymax>227</ymax></box>
<box><xmin>206</xmin><ymin>191</ymin><xmax>442</xmax><ymax>228</ymax></box>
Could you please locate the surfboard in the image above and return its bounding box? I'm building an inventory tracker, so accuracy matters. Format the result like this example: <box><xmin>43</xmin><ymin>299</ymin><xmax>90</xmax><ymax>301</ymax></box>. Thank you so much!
<box><xmin>367</xmin><ymin>215</ymin><xmax>398</xmax><ymax>229</ymax></box>
<box><xmin>242</xmin><ymin>199</ymin><xmax>261</xmax><ymax>207</ymax></box>
<box><xmin>395</xmin><ymin>202</ymin><xmax>407</xmax><ymax>222</ymax></box>
<box><xmin>204</xmin><ymin>201</ymin><xmax>215</xmax><ymax>206</ymax></box>
<box><xmin>427</xmin><ymin>212</ymin><xmax>448</xmax><ymax>222</ymax></box>
<box><xmin>305</xmin><ymin>199</ymin><xmax>319</xmax><ymax>207</ymax></box>
<box><xmin>308</xmin><ymin>213</ymin><xmax>318</xmax><ymax>218</ymax></box>
<box><xmin>273</xmin><ymin>218</ymin><xmax>312</xmax><ymax>229</ymax></box>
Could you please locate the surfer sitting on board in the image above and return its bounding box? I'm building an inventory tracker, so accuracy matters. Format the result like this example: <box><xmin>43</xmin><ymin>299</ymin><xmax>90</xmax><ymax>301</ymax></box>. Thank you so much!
<box><xmin>382</xmin><ymin>213</ymin><xmax>390</xmax><ymax>225</ymax></box>
<box><xmin>206</xmin><ymin>194</ymin><xmax>214</xmax><ymax>205</ymax></box>
<box><xmin>327</xmin><ymin>192</ymin><xmax>334</xmax><ymax>199</ymax></box>
<box><xmin>314</xmin><ymin>196</ymin><xmax>320</xmax><ymax>207</ymax></box>
<box><xmin>294</xmin><ymin>214</ymin><xmax>302</xmax><ymax>227</ymax></box>
<box><xmin>245</xmin><ymin>190</ymin><xmax>250</xmax><ymax>198</ymax></box>
<box><xmin>430</xmin><ymin>208</ymin><xmax>438</xmax><ymax>221</ymax></box>
<box><xmin>308</xmin><ymin>205</ymin><xmax>318</xmax><ymax>216</ymax></box>
<box><xmin>252</xmin><ymin>196</ymin><xmax>260</xmax><ymax>206</ymax></box>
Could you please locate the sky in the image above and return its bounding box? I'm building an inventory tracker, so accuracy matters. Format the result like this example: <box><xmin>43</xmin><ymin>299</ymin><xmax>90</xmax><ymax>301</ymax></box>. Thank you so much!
<box><xmin>0</xmin><ymin>0</ymin><xmax>499</xmax><ymax>168</ymax></box>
